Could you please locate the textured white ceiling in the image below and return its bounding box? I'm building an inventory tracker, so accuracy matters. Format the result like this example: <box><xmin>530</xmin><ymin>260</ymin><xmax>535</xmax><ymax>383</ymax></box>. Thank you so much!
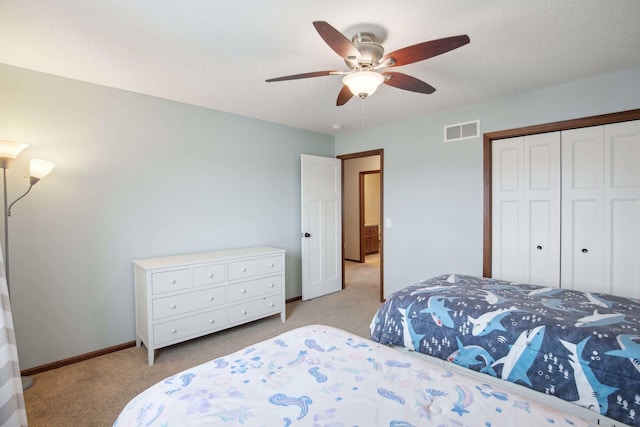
<box><xmin>1</xmin><ymin>0</ymin><xmax>640</xmax><ymax>135</ymax></box>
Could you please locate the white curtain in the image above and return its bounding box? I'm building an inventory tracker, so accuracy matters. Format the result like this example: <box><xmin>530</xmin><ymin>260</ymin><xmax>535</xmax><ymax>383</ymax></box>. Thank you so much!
<box><xmin>0</xmin><ymin>247</ymin><xmax>27</xmax><ymax>426</ymax></box>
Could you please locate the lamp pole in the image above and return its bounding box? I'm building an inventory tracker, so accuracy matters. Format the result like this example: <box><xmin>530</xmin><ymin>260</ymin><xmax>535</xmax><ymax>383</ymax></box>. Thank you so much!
<box><xmin>2</xmin><ymin>167</ymin><xmax>10</xmax><ymax>291</ymax></box>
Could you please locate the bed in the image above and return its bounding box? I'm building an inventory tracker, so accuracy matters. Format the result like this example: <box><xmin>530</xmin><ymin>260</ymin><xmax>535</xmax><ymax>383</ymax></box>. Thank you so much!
<box><xmin>114</xmin><ymin>324</ymin><xmax>590</xmax><ymax>426</ymax></box>
<box><xmin>369</xmin><ymin>274</ymin><xmax>640</xmax><ymax>427</ymax></box>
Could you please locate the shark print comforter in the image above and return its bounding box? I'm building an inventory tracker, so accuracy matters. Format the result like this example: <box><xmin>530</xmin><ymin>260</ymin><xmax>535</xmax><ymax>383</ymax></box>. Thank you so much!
<box><xmin>369</xmin><ymin>274</ymin><xmax>640</xmax><ymax>427</ymax></box>
<box><xmin>114</xmin><ymin>324</ymin><xmax>590</xmax><ymax>426</ymax></box>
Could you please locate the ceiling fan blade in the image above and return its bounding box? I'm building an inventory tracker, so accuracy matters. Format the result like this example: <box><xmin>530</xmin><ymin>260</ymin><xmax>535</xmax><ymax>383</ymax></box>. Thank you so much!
<box><xmin>382</xmin><ymin>72</ymin><xmax>436</xmax><ymax>94</ymax></box>
<box><xmin>337</xmin><ymin>85</ymin><xmax>353</xmax><ymax>106</ymax></box>
<box><xmin>265</xmin><ymin>70</ymin><xmax>339</xmax><ymax>82</ymax></box>
<box><xmin>313</xmin><ymin>21</ymin><xmax>361</xmax><ymax>60</ymax></box>
<box><xmin>382</xmin><ymin>35</ymin><xmax>470</xmax><ymax>67</ymax></box>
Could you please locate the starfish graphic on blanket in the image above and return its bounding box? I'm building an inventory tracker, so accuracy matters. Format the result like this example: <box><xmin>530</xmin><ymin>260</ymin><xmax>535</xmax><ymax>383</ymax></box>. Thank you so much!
<box><xmin>419</xmin><ymin>296</ymin><xmax>456</xmax><ymax>328</ymax></box>
<box><xmin>605</xmin><ymin>334</ymin><xmax>640</xmax><ymax>373</ymax></box>
<box><xmin>468</xmin><ymin>306</ymin><xmax>518</xmax><ymax>336</ymax></box>
<box><xmin>398</xmin><ymin>302</ymin><xmax>424</xmax><ymax>350</ymax></box>
<box><xmin>492</xmin><ymin>326</ymin><xmax>545</xmax><ymax>386</ymax></box>
<box><xmin>560</xmin><ymin>337</ymin><xmax>617</xmax><ymax>415</ymax></box>
<box><xmin>448</xmin><ymin>337</ymin><xmax>497</xmax><ymax>376</ymax></box>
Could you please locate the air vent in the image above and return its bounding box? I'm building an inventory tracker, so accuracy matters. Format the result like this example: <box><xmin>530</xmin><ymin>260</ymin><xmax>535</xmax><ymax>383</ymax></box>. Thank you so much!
<box><xmin>444</xmin><ymin>120</ymin><xmax>480</xmax><ymax>143</ymax></box>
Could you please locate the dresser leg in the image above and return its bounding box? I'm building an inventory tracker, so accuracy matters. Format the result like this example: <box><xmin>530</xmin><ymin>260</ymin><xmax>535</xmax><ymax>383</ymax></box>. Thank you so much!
<box><xmin>281</xmin><ymin>309</ymin><xmax>286</xmax><ymax>322</ymax></box>
<box><xmin>148</xmin><ymin>349</ymin><xmax>154</xmax><ymax>366</ymax></box>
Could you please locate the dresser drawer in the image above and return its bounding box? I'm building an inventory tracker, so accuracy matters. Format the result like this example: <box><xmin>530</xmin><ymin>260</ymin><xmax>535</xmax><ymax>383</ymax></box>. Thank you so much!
<box><xmin>193</xmin><ymin>263</ymin><xmax>226</xmax><ymax>287</ymax></box>
<box><xmin>228</xmin><ymin>295</ymin><xmax>282</xmax><ymax>325</ymax></box>
<box><xmin>154</xmin><ymin>309</ymin><xmax>227</xmax><ymax>346</ymax></box>
<box><xmin>228</xmin><ymin>259</ymin><xmax>257</xmax><ymax>281</ymax></box>
<box><xmin>258</xmin><ymin>256</ymin><xmax>283</xmax><ymax>275</ymax></box>
<box><xmin>152</xmin><ymin>286</ymin><xmax>226</xmax><ymax>320</ymax></box>
<box><xmin>227</xmin><ymin>276</ymin><xmax>283</xmax><ymax>302</ymax></box>
<box><xmin>151</xmin><ymin>269</ymin><xmax>191</xmax><ymax>294</ymax></box>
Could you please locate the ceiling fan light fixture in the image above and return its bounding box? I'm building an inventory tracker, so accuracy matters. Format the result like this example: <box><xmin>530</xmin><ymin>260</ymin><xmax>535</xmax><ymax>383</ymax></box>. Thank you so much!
<box><xmin>343</xmin><ymin>71</ymin><xmax>384</xmax><ymax>99</ymax></box>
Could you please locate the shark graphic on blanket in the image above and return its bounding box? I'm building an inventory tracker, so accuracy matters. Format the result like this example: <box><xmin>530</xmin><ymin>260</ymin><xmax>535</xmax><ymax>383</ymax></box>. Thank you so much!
<box><xmin>369</xmin><ymin>274</ymin><xmax>640</xmax><ymax>427</ymax></box>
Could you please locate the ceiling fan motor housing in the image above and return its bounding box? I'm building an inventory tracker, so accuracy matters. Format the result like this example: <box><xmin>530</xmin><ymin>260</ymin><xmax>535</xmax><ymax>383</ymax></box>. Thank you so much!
<box><xmin>346</xmin><ymin>32</ymin><xmax>385</xmax><ymax>69</ymax></box>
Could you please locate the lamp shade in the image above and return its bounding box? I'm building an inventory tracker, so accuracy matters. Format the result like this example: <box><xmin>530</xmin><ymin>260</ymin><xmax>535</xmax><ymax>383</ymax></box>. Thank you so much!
<box><xmin>0</xmin><ymin>140</ymin><xmax>29</xmax><ymax>168</ymax></box>
<box><xmin>343</xmin><ymin>71</ymin><xmax>385</xmax><ymax>98</ymax></box>
<box><xmin>29</xmin><ymin>159</ymin><xmax>55</xmax><ymax>181</ymax></box>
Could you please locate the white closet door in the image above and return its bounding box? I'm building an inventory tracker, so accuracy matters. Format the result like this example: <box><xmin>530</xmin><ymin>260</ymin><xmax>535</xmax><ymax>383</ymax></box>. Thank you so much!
<box><xmin>561</xmin><ymin>126</ymin><xmax>605</xmax><ymax>293</ymax></box>
<box><xmin>492</xmin><ymin>137</ymin><xmax>524</xmax><ymax>282</ymax></box>
<box><xmin>604</xmin><ymin>121</ymin><xmax>640</xmax><ymax>298</ymax></box>
<box><xmin>562</xmin><ymin>121</ymin><xmax>640</xmax><ymax>297</ymax></box>
<box><xmin>525</xmin><ymin>133</ymin><xmax>561</xmax><ymax>286</ymax></box>
<box><xmin>492</xmin><ymin>133</ymin><xmax>560</xmax><ymax>286</ymax></box>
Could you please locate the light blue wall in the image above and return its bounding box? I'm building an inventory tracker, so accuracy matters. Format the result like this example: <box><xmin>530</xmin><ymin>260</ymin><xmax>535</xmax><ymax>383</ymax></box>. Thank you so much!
<box><xmin>336</xmin><ymin>67</ymin><xmax>640</xmax><ymax>297</ymax></box>
<box><xmin>3</xmin><ymin>62</ymin><xmax>640</xmax><ymax>370</ymax></box>
<box><xmin>0</xmin><ymin>64</ymin><xmax>334</xmax><ymax>369</ymax></box>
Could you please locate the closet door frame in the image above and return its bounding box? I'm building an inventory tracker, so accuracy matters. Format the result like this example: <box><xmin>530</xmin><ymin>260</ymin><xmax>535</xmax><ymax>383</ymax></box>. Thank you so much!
<box><xmin>483</xmin><ymin>108</ymin><xmax>640</xmax><ymax>277</ymax></box>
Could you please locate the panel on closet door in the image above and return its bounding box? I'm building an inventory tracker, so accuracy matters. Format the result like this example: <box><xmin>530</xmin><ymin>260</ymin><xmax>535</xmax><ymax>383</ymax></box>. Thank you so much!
<box><xmin>492</xmin><ymin>137</ymin><xmax>524</xmax><ymax>282</ymax></box>
<box><xmin>492</xmin><ymin>133</ymin><xmax>560</xmax><ymax>286</ymax></box>
<box><xmin>610</xmin><ymin>200</ymin><xmax>639</xmax><ymax>298</ymax></box>
<box><xmin>524</xmin><ymin>133</ymin><xmax>561</xmax><ymax>286</ymax></box>
<box><xmin>567</xmin><ymin>200</ymin><xmax>604</xmax><ymax>293</ymax></box>
<box><xmin>604</xmin><ymin>120</ymin><xmax>640</xmax><ymax>298</ymax></box>
<box><xmin>528</xmin><ymin>200</ymin><xmax>559</xmax><ymax>286</ymax></box>
<box><xmin>494</xmin><ymin>201</ymin><xmax>521</xmax><ymax>282</ymax></box>
<box><xmin>498</xmin><ymin>146</ymin><xmax>521</xmax><ymax>192</ymax></box>
<box><xmin>561</xmin><ymin>126</ymin><xmax>605</xmax><ymax>293</ymax></box>
<box><xmin>528</xmin><ymin>143</ymin><xmax>554</xmax><ymax>191</ymax></box>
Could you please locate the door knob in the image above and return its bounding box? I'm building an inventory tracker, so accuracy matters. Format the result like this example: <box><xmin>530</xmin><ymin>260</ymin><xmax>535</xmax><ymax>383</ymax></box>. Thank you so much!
<box><xmin>581</xmin><ymin>248</ymin><xmax>588</xmax><ymax>253</ymax></box>
<box><xmin>302</xmin><ymin>232</ymin><xmax>311</xmax><ymax>238</ymax></box>
<box><xmin>536</xmin><ymin>245</ymin><xmax>542</xmax><ymax>250</ymax></box>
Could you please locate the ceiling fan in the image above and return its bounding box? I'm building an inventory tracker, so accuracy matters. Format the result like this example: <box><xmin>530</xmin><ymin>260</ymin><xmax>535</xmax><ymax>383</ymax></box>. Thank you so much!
<box><xmin>266</xmin><ymin>21</ymin><xmax>470</xmax><ymax>106</ymax></box>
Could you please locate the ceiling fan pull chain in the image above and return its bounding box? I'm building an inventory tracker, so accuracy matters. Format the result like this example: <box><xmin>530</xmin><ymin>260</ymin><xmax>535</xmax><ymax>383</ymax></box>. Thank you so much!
<box><xmin>361</xmin><ymin>98</ymin><xmax>366</xmax><ymax>131</ymax></box>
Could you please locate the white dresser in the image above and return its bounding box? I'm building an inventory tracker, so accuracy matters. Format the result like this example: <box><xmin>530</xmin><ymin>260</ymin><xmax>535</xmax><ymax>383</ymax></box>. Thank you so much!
<box><xmin>134</xmin><ymin>246</ymin><xmax>286</xmax><ymax>365</ymax></box>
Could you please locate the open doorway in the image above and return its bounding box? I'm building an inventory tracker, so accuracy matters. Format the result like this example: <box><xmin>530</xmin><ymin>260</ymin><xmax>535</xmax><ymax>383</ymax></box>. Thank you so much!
<box><xmin>337</xmin><ymin>149</ymin><xmax>384</xmax><ymax>302</ymax></box>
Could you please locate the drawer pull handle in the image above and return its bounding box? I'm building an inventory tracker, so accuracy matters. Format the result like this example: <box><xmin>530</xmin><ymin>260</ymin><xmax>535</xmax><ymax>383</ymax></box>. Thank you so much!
<box><xmin>241</xmin><ymin>289</ymin><xmax>247</xmax><ymax>294</ymax></box>
<box><xmin>171</xmin><ymin>329</ymin><xmax>177</xmax><ymax>334</ymax></box>
<box><xmin>269</xmin><ymin>263</ymin><xmax>274</xmax><ymax>268</ymax></box>
<box><xmin>170</xmin><ymin>304</ymin><xmax>177</xmax><ymax>309</ymax></box>
<box><xmin>241</xmin><ymin>310</ymin><xmax>247</xmax><ymax>315</ymax></box>
<box><xmin>269</xmin><ymin>283</ymin><xmax>274</xmax><ymax>288</ymax></box>
<box><xmin>270</xmin><ymin>303</ymin><xmax>275</xmax><ymax>307</ymax></box>
<box><xmin>241</xmin><ymin>268</ymin><xmax>247</xmax><ymax>273</ymax></box>
<box><xmin>170</xmin><ymin>279</ymin><xmax>176</xmax><ymax>284</ymax></box>
<box><xmin>209</xmin><ymin>319</ymin><xmax>215</xmax><ymax>324</ymax></box>
<box><xmin>209</xmin><ymin>296</ymin><xmax>215</xmax><ymax>301</ymax></box>
<box><xmin>208</xmin><ymin>273</ymin><xmax>214</xmax><ymax>278</ymax></box>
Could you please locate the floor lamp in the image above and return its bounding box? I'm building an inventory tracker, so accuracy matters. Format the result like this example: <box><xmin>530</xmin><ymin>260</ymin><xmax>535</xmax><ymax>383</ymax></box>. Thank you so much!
<box><xmin>0</xmin><ymin>140</ymin><xmax>55</xmax><ymax>391</ymax></box>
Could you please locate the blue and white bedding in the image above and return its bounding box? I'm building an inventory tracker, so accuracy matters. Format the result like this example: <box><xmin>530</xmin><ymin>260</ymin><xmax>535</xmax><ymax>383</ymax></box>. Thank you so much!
<box><xmin>369</xmin><ymin>274</ymin><xmax>640</xmax><ymax>427</ymax></box>
<box><xmin>114</xmin><ymin>324</ymin><xmax>590</xmax><ymax>426</ymax></box>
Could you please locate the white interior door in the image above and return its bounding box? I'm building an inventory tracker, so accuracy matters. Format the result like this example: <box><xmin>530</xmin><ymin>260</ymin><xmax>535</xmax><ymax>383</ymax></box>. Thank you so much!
<box><xmin>301</xmin><ymin>154</ymin><xmax>342</xmax><ymax>300</ymax></box>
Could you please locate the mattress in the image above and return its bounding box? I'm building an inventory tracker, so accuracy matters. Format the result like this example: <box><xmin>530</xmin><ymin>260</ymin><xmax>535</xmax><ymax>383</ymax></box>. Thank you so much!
<box><xmin>114</xmin><ymin>324</ymin><xmax>590</xmax><ymax>426</ymax></box>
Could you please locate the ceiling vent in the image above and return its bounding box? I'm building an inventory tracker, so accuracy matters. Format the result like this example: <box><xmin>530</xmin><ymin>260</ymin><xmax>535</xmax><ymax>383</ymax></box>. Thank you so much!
<box><xmin>444</xmin><ymin>120</ymin><xmax>480</xmax><ymax>142</ymax></box>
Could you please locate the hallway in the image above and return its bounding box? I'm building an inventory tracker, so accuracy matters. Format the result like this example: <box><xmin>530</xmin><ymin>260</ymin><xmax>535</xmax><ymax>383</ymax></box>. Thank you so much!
<box><xmin>345</xmin><ymin>254</ymin><xmax>380</xmax><ymax>290</ymax></box>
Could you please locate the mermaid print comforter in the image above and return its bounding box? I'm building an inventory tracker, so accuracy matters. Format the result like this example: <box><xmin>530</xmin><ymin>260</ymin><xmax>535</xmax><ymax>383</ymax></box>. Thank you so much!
<box><xmin>115</xmin><ymin>324</ymin><xmax>589</xmax><ymax>426</ymax></box>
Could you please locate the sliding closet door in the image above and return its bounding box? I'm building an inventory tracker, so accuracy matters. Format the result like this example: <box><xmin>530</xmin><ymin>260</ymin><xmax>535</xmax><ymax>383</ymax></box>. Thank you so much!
<box><xmin>561</xmin><ymin>120</ymin><xmax>640</xmax><ymax>297</ymax></box>
<box><xmin>492</xmin><ymin>132</ymin><xmax>560</xmax><ymax>285</ymax></box>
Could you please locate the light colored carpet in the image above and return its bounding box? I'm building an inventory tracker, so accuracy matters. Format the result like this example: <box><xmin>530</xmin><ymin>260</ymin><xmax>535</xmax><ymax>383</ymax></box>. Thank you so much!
<box><xmin>24</xmin><ymin>257</ymin><xmax>381</xmax><ymax>426</ymax></box>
